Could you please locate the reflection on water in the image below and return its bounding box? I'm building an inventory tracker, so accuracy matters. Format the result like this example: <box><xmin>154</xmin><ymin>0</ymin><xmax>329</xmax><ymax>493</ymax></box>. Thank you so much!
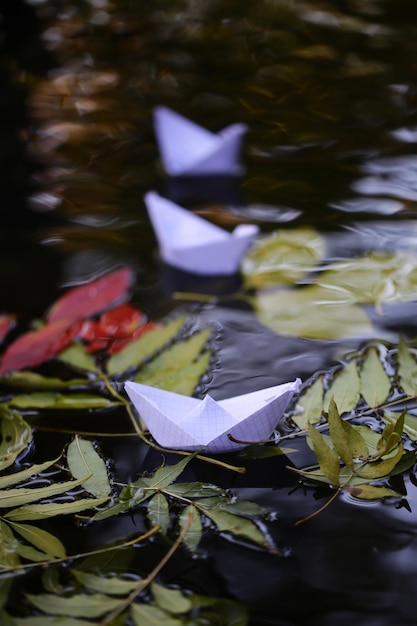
<box><xmin>2</xmin><ymin>0</ymin><xmax>417</xmax><ymax>624</ymax></box>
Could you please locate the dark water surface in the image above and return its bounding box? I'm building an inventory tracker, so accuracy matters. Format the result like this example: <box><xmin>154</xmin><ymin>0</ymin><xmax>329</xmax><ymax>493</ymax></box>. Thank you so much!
<box><xmin>2</xmin><ymin>1</ymin><xmax>417</xmax><ymax>624</ymax></box>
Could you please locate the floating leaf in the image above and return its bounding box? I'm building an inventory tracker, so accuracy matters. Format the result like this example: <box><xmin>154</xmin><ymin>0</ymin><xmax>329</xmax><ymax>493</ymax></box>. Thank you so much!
<box><xmin>0</xmin><ymin>476</ymin><xmax>88</xmax><ymax>509</ymax></box>
<box><xmin>0</xmin><ymin>457</ymin><xmax>60</xmax><ymax>490</ymax></box>
<box><xmin>47</xmin><ymin>267</ymin><xmax>134</xmax><ymax>324</ymax></box>
<box><xmin>151</xmin><ymin>582</ymin><xmax>192</xmax><ymax>614</ymax></box>
<box><xmin>0</xmin><ymin>520</ymin><xmax>20</xmax><ymax>569</ymax></box>
<box><xmin>326</xmin><ymin>398</ymin><xmax>354</xmax><ymax>467</ymax></box>
<box><xmin>131</xmin><ymin>603</ymin><xmax>183</xmax><ymax>626</ymax></box>
<box><xmin>13</xmin><ymin>617</ymin><xmax>93</xmax><ymax>626</ymax></box>
<box><xmin>67</xmin><ymin>438</ymin><xmax>111</xmax><ymax>498</ymax></box>
<box><xmin>9</xmin><ymin>392</ymin><xmax>118</xmax><ymax>410</ymax></box>
<box><xmin>200</xmin><ymin>506</ymin><xmax>270</xmax><ymax>548</ymax></box>
<box><xmin>166</xmin><ymin>482</ymin><xmax>224</xmax><ymax>498</ymax></box>
<box><xmin>0</xmin><ymin>319</ymin><xmax>77</xmax><ymax>376</ymax></box>
<box><xmin>0</xmin><ymin>371</ymin><xmax>88</xmax><ymax>391</ymax></box>
<box><xmin>73</xmin><ymin>571</ymin><xmax>143</xmax><ymax>596</ymax></box>
<box><xmin>294</xmin><ymin>376</ymin><xmax>324</xmax><ymax>428</ymax></box>
<box><xmin>5</xmin><ymin>496</ymin><xmax>110</xmax><ymax>521</ymax></box>
<box><xmin>324</xmin><ymin>361</ymin><xmax>360</xmax><ymax>414</ymax></box>
<box><xmin>253</xmin><ymin>285</ymin><xmax>373</xmax><ymax>340</ymax></box>
<box><xmin>9</xmin><ymin>522</ymin><xmax>66</xmax><ymax>558</ymax></box>
<box><xmin>355</xmin><ymin>444</ymin><xmax>404</xmax><ymax>479</ymax></box>
<box><xmin>237</xmin><ymin>444</ymin><xmax>296</xmax><ymax>459</ymax></box>
<box><xmin>179</xmin><ymin>505</ymin><xmax>203</xmax><ymax>552</ymax></box>
<box><xmin>382</xmin><ymin>411</ymin><xmax>417</xmax><ymax>442</ymax></box>
<box><xmin>139</xmin><ymin>455</ymin><xmax>196</xmax><ymax>491</ymax></box>
<box><xmin>90</xmin><ymin>487</ymin><xmax>149</xmax><ymax>521</ymax></box>
<box><xmin>0</xmin><ymin>408</ymin><xmax>31</xmax><ymax>471</ymax></box>
<box><xmin>58</xmin><ymin>344</ymin><xmax>99</xmax><ymax>374</ymax></box>
<box><xmin>307</xmin><ymin>423</ymin><xmax>340</xmax><ymax>485</ymax></box>
<box><xmin>147</xmin><ymin>492</ymin><xmax>170</xmax><ymax>534</ymax></box>
<box><xmin>26</xmin><ymin>592</ymin><xmax>122</xmax><ymax>618</ymax></box>
<box><xmin>360</xmin><ymin>347</ymin><xmax>391</xmax><ymax>408</ymax></box>
<box><xmin>397</xmin><ymin>338</ymin><xmax>417</xmax><ymax>397</ymax></box>
<box><xmin>344</xmin><ymin>484</ymin><xmax>403</xmax><ymax>500</ymax></box>
<box><xmin>375</xmin><ymin>412</ymin><xmax>404</xmax><ymax>457</ymax></box>
<box><xmin>106</xmin><ymin>316</ymin><xmax>186</xmax><ymax>376</ymax></box>
<box><xmin>241</xmin><ymin>227</ymin><xmax>326</xmax><ymax>289</ymax></box>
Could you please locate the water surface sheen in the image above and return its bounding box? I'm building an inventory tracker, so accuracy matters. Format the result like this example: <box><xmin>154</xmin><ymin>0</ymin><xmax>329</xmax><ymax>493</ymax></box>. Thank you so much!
<box><xmin>3</xmin><ymin>1</ymin><xmax>417</xmax><ymax>624</ymax></box>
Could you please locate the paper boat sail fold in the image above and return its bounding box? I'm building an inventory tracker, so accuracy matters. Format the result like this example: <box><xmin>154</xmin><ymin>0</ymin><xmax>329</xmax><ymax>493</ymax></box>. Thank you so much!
<box><xmin>144</xmin><ymin>191</ymin><xmax>259</xmax><ymax>275</ymax></box>
<box><xmin>154</xmin><ymin>106</ymin><xmax>248</xmax><ymax>176</ymax></box>
<box><xmin>124</xmin><ymin>379</ymin><xmax>302</xmax><ymax>453</ymax></box>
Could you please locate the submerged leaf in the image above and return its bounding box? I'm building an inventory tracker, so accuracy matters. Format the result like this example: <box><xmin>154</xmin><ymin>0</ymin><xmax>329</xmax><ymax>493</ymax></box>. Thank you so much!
<box><xmin>0</xmin><ymin>408</ymin><xmax>32</xmax><ymax>471</ymax></box>
<box><xmin>147</xmin><ymin>492</ymin><xmax>170</xmax><ymax>534</ymax></box>
<box><xmin>47</xmin><ymin>267</ymin><xmax>134</xmax><ymax>324</ymax></box>
<box><xmin>106</xmin><ymin>316</ymin><xmax>186</xmax><ymax>376</ymax></box>
<box><xmin>179</xmin><ymin>505</ymin><xmax>203</xmax><ymax>552</ymax></box>
<box><xmin>67</xmin><ymin>438</ymin><xmax>111</xmax><ymax>497</ymax></box>
<box><xmin>360</xmin><ymin>347</ymin><xmax>391</xmax><ymax>408</ymax></box>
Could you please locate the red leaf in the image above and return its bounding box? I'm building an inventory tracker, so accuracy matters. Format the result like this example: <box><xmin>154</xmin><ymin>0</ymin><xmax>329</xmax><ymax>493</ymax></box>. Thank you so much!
<box><xmin>98</xmin><ymin>304</ymin><xmax>145</xmax><ymax>338</ymax></box>
<box><xmin>107</xmin><ymin>321</ymin><xmax>162</xmax><ymax>354</ymax></box>
<box><xmin>0</xmin><ymin>315</ymin><xmax>16</xmax><ymax>343</ymax></box>
<box><xmin>0</xmin><ymin>319</ymin><xmax>78</xmax><ymax>375</ymax></box>
<box><xmin>47</xmin><ymin>267</ymin><xmax>134</xmax><ymax>324</ymax></box>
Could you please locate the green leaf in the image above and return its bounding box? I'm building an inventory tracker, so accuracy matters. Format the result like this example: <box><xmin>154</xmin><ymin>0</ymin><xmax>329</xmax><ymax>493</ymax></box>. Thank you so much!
<box><xmin>0</xmin><ymin>408</ymin><xmax>32</xmax><ymax>471</ymax></box>
<box><xmin>131</xmin><ymin>603</ymin><xmax>183</xmax><ymax>626</ymax></box>
<box><xmin>67</xmin><ymin>437</ymin><xmax>111</xmax><ymax>497</ymax></box>
<box><xmin>237</xmin><ymin>444</ymin><xmax>297</xmax><ymax>459</ymax></box>
<box><xmin>139</xmin><ymin>454</ymin><xmax>196</xmax><ymax>490</ymax></box>
<box><xmin>293</xmin><ymin>375</ymin><xmax>323</xmax><ymax>428</ymax></box>
<box><xmin>198</xmin><ymin>497</ymin><xmax>266</xmax><ymax>517</ymax></box>
<box><xmin>58</xmin><ymin>344</ymin><xmax>99</xmax><ymax>373</ymax></box>
<box><xmin>106</xmin><ymin>316</ymin><xmax>186</xmax><ymax>376</ymax></box>
<box><xmin>0</xmin><ymin>370</ymin><xmax>88</xmax><ymax>390</ymax></box>
<box><xmin>179</xmin><ymin>505</ymin><xmax>203</xmax><ymax>552</ymax></box>
<box><xmin>73</xmin><ymin>571</ymin><xmax>144</xmax><ymax>596</ymax></box>
<box><xmin>26</xmin><ymin>593</ymin><xmax>122</xmax><ymax>618</ymax></box>
<box><xmin>135</xmin><ymin>351</ymin><xmax>211</xmax><ymax>395</ymax></box>
<box><xmin>382</xmin><ymin>411</ymin><xmax>417</xmax><ymax>442</ymax></box>
<box><xmin>15</xmin><ymin>542</ymin><xmax>58</xmax><ymax>563</ymax></box>
<box><xmin>151</xmin><ymin>582</ymin><xmax>192</xmax><ymax>614</ymax></box>
<box><xmin>355</xmin><ymin>444</ymin><xmax>404</xmax><ymax>479</ymax></box>
<box><xmin>0</xmin><ymin>520</ymin><xmax>20</xmax><ymax>569</ymax></box>
<box><xmin>14</xmin><ymin>617</ymin><xmax>93</xmax><ymax>626</ymax></box>
<box><xmin>166</xmin><ymin>482</ymin><xmax>225</xmax><ymax>499</ymax></box>
<box><xmin>241</xmin><ymin>227</ymin><xmax>326</xmax><ymax>289</ymax></box>
<box><xmin>253</xmin><ymin>285</ymin><xmax>373</xmax><ymax>340</ymax></box>
<box><xmin>360</xmin><ymin>347</ymin><xmax>391</xmax><ymax>408</ymax></box>
<box><xmin>90</xmin><ymin>486</ymin><xmax>149</xmax><ymax>521</ymax></box>
<box><xmin>147</xmin><ymin>492</ymin><xmax>170</xmax><ymax>534</ymax></box>
<box><xmin>324</xmin><ymin>361</ymin><xmax>360</xmax><ymax>415</ymax></box>
<box><xmin>344</xmin><ymin>484</ymin><xmax>403</xmax><ymax>500</ymax></box>
<box><xmin>397</xmin><ymin>338</ymin><xmax>417</xmax><ymax>397</ymax></box>
<box><xmin>0</xmin><ymin>475</ymin><xmax>88</xmax><ymax>509</ymax></box>
<box><xmin>307</xmin><ymin>423</ymin><xmax>340</xmax><ymax>485</ymax></box>
<box><xmin>0</xmin><ymin>457</ymin><xmax>60</xmax><ymax>490</ymax></box>
<box><xmin>326</xmin><ymin>398</ymin><xmax>353</xmax><ymax>467</ymax></box>
<box><xmin>8</xmin><ymin>521</ymin><xmax>66</xmax><ymax>558</ymax></box>
<box><xmin>199</xmin><ymin>506</ymin><xmax>271</xmax><ymax>548</ymax></box>
<box><xmin>4</xmin><ymin>496</ymin><xmax>110</xmax><ymax>521</ymax></box>
<box><xmin>9</xmin><ymin>392</ymin><xmax>118</xmax><ymax>410</ymax></box>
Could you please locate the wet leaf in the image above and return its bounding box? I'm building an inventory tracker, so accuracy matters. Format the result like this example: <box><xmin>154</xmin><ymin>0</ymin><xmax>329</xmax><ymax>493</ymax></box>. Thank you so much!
<box><xmin>139</xmin><ymin>455</ymin><xmax>196</xmax><ymax>490</ymax></box>
<box><xmin>9</xmin><ymin>392</ymin><xmax>118</xmax><ymax>410</ymax></box>
<box><xmin>375</xmin><ymin>412</ymin><xmax>404</xmax><ymax>457</ymax></box>
<box><xmin>324</xmin><ymin>361</ymin><xmax>360</xmax><ymax>415</ymax></box>
<box><xmin>5</xmin><ymin>496</ymin><xmax>110</xmax><ymax>521</ymax></box>
<box><xmin>73</xmin><ymin>571</ymin><xmax>143</xmax><ymax>596</ymax></box>
<box><xmin>58</xmin><ymin>344</ymin><xmax>99</xmax><ymax>373</ymax></box>
<box><xmin>166</xmin><ymin>482</ymin><xmax>224</xmax><ymax>498</ymax></box>
<box><xmin>47</xmin><ymin>267</ymin><xmax>134</xmax><ymax>324</ymax></box>
<box><xmin>179</xmin><ymin>505</ymin><xmax>203</xmax><ymax>552</ymax></box>
<box><xmin>98</xmin><ymin>304</ymin><xmax>145</xmax><ymax>338</ymax></box>
<box><xmin>26</xmin><ymin>592</ymin><xmax>122</xmax><ymax>618</ymax></box>
<box><xmin>0</xmin><ymin>408</ymin><xmax>32</xmax><ymax>471</ymax></box>
<box><xmin>13</xmin><ymin>618</ymin><xmax>93</xmax><ymax>626</ymax></box>
<box><xmin>131</xmin><ymin>603</ymin><xmax>183</xmax><ymax>626</ymax></box>
<box><xmin>241</xmin><ymin>227</ymin><xmax>326</xmax><ymax>289</ymax></box>
<box><xmin>355</xmin><ymin>444</ymin><xmax>404</xmax><ymax>479</ymax></box>
<box><xmin>151</xmin><ymin>582</ymin><xmax>192</xmax><ymax>614</ymax></box>
<box><xmin>360</xmin><ymin>347</ymin><xmax>391</xmax><ymax>408</ymax></box>
<box><xmin>200</xmin><ymin>506</ymin><xmax>270</xmax><ymax>548</ymax></box>
<box><xmin>237</xmin><ymin>444</ymin><xmax>297</xmax><ymax>459</ymax></box>
<box><xmin>253</xmin><ymin>285</ymin><xmax>373</xmax><ymax>340</ymax></box>
<box><xmin>0</xmin><ymin>371</ymin><xmax>88</xmax><ymax>391</ymax></box>
<box><xmin>147</xmin><ymin>492</ymin><xmax>170</xmax><ymax>534</ymax></box>
<box><xmin>67</xmin><ymin>437</ymin><xmax>111</xmax><ymax>497</ymax></box>
<box><xmin>307</xmin><ymin>423</ymin><xmax>340</xmax><ymax>485</ymax></box>
<box><xmin>106</xmin><ymin>316</ymin><xmax>186</xmax><ymax>376</ymax></box>
<box><xmin>326</xmin><ymin>398</ymin><xmax>353</xmax><ymax>466</ymax></box>
<box><xmin>9</xmin><ymin>522</ymin><xmax>66</xmax><ymax>558</ymax></box>
<box><xmin>90</xmin><ymin>486</ymin><xmax>149</xmax><ymax>521</ymax></box>
<box><xmin>0</xmin><ymin>520</ymin><xmax>20</xmax><ymax>569</ymax></box>
<box><xmin>397</xmin><ymin>338</ymin><xmax>417</xmax><ymax>397</ymax></box>
<box><xmin>382</xmin><ymin>411</ymin><xmax>417</xmax><ymax>442</ymax></box>
<box><xmin>294</xmin><ymin>375</ymin><xmax>324</xmax><ymax>429</ymax></box>
<box><xmin>0</xmin><ymin>475</ymin><xmax>88</xmax><ymax>509</ymax></box>
<box><xmin>344</xmin><ymin>484</ymin><xmax>403</xmax><ymax>500</ymax></box>
<box><xmin>0</xmin><ymin>319</ymin><xmax>77</xmax><ymax>376</ymax></box>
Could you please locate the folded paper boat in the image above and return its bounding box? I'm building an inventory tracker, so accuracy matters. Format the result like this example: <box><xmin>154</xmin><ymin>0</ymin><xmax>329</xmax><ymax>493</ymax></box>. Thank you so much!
<box><xmin>144</xmin><ymin>191</ymin><xmax>259</xmax><ymax>275</ymax></box>
<box><xmin>125</xmin><ymin>379</ymin><xmax>302</xmax><ymax>453</ymax></box>
<box><xmin>153</xmin><ymin>106</ymin><xmax>248</xmax><ymax>176</ymax></box>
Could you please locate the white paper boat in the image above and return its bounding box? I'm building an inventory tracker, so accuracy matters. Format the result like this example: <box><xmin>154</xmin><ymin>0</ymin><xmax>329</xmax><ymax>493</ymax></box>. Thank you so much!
<box><xmin>124</xmin><ymin>379</ymin><xmax>301</xmax><ymax>453</ymax></box>
<box><xmin>153</xmin><ymin>106</ymin><xmax>248</xmax><ymax>176</ymax></box>
<box><xmin>144</xmin><ymin>191</ymin><xmax>259</xmax><ymax>275</ymax></box>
